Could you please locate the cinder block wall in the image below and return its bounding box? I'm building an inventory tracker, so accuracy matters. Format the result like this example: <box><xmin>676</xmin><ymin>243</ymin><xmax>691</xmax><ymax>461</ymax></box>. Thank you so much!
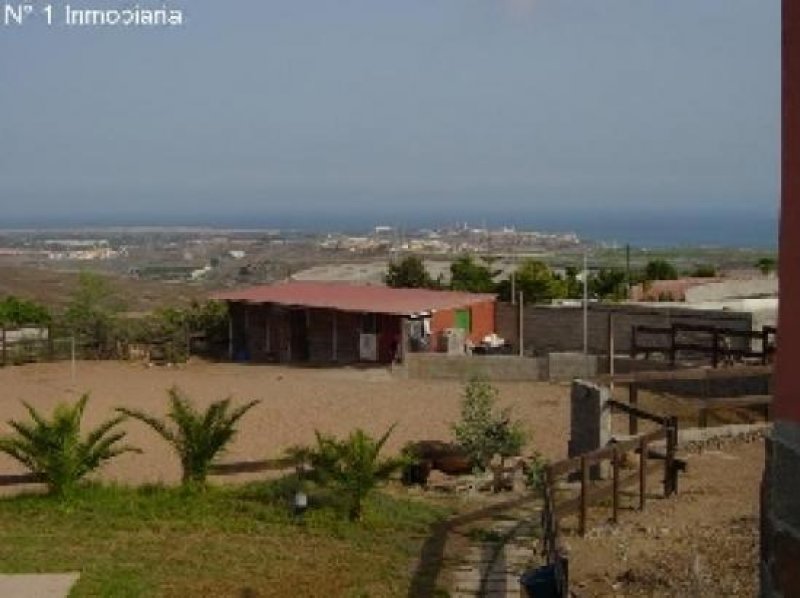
<box><xmin>496</xmin><ymin>303</ymin><xmax>753</xmax><ymax>356</ymax></box>
<box><xmin>404</xmin><ymin>353</ymin><xmax>545</xmax><ymax>381</ymax></box>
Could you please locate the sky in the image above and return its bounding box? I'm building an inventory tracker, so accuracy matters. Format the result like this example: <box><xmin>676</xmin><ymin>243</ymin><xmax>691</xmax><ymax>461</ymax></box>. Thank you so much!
<box><xmin>0</xmin><ymin>0</ymin><xmax>781</xmax><ymax>241</ymax></box>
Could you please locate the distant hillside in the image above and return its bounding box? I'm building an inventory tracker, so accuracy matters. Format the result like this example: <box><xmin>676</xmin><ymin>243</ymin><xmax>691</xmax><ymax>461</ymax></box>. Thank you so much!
<box><xmin>0</xmin><ymin>265</ymin><xmax>205</xmax><ymax>313</ymax></box>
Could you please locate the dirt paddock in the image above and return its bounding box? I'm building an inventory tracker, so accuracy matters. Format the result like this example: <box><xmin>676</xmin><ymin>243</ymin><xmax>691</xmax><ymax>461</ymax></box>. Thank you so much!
<box><xmin>0</xmin><ymin>361</ymin><xmax>571</xmax><ymax>486</ymax></box>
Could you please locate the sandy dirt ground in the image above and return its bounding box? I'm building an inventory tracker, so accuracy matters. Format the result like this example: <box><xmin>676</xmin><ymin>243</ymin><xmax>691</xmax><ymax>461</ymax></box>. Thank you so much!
<box><xmin>0</xmin><ymin>361</ymin><xmax>572</xmax><ymax>486</ymax></box>
<box><xmin>564</xmin><ymin>437</ymin><xmax>763</xmax><ymax>597</ymax></box>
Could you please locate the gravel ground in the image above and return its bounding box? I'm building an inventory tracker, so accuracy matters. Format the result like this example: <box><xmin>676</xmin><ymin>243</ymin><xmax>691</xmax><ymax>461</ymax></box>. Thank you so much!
<box><xmin>564</xmin><ymin>437</ymin><xmax>763</xmax><ymax>597</ymax></box>
<box><xmin>0</xmin><ymin>361</ymin><xmax>571</xmax><ymax>486</ymax></box>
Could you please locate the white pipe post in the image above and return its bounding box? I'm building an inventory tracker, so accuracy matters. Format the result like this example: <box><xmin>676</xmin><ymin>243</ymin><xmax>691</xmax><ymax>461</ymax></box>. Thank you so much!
<box><xmin>518</xmin><ymin>291</ymin><xmax>524</xmax><ymax>357</ymax></box>
<box><xmin>511</xmin><ymin>272</ymin><xmax>516</xmax><ymax>305</ymax></box>
<box><xmin>70</xmin><ymin>335</ymin><xmax>76</xmax><ymax>383</ymax></box>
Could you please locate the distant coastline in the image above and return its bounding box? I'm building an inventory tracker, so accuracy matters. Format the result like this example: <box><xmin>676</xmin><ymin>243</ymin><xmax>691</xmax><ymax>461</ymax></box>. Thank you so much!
<box><xmin>0</xmin><ymin>207</ymin><xmax>778</xmax><ymax>249</ymax></box>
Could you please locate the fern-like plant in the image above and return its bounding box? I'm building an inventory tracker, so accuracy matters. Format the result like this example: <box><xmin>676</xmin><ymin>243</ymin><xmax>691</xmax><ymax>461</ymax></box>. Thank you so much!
<box><xmin>307</xmin><ymin>425</ymin><xmax>406</xmax><ymax>521</ymax></box>
<box><xmin>117</xmin><ymin>386</ymin><xmax>260</xmax><ymax>485</ymax></box>
<box><xmin>0</xmin><ymin>394</ymin><xmax>139</xmax><ymax>496</ymax></box>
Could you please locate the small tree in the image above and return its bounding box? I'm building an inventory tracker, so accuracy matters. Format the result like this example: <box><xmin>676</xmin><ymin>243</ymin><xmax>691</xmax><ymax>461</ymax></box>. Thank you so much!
<box><xmin>305</xmin><ymin>425</ymin><xmax>406</xmax><ymax>521</ymax></box>
<box><xmin>450</xmin><ymin>255</ymin><xmax>498</xmax><ymax>293</ymax></box>
<box><xmin>117</xmin><ymin>387</ymin><xmax>260</xmax><ymax>485</ymax></box>
<box><xmin>497</xmin><ymin>259</ymin><xmax>566</xmax><ymax>304</ymax></box>
<box><xmin>0</xmin><ymin>394</ymin><xmax>139</xmax><ymax>496</ymax></box>
<box><xmin>644</xmin><ymin>259</ymin><xmax>678</xmax><ymax>281</ymax></box>
<box><xmin>63</xmin><ymin>272</ymin><xmax>126</xmax><ymax>355</ymax></box>
<box><xmin>385</xmin><ymin>256</ymin><xmax>439</xmax><ymax>289</ymax></box>
<box><xmin>756</xmin><ymin>257</ymin><xmax>777</xmax><ymax>276</ymax></box>
<box><xmin>589</xmin><ymin>268</ymin><xmax>627</xmax><ymax>301</ymax></box>
<box><xmin>453</xmin><ymin>378</ymin><xmax>526</xmax><ymax>472</ymax></box>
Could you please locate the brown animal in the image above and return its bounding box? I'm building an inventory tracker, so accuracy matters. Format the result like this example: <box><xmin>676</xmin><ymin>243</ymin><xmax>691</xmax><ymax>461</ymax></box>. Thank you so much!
<box><xmin>401</xmin><ymin>441</ymin><xmax>473</xmax><ymax>486</ymax></box>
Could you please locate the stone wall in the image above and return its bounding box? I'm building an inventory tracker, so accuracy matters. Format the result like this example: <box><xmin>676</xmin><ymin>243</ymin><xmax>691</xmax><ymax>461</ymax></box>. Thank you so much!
<box><xmin>403</xmin><ymin>353</ymin><xmax>545</xmax><ymax>381</ymax></box>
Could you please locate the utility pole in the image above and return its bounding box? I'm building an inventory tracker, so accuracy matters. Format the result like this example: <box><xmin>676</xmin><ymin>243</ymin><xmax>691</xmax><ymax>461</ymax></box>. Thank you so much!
<box><xmin>625</xmin><ymin>244</ymin><xmax>631</xmax><ymax>298</ymax></box>
<box><xmin>583</xmin><ymin>251</ymin><xmax>589</xmax><ymax>358</ymax></box>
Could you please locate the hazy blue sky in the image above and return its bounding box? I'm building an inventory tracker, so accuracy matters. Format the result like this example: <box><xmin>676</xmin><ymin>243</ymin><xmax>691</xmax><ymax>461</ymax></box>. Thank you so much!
<box><xmin>0</xmin><ymin>0</ymin><xmax>780</xmax><ymax>237</ymax></box>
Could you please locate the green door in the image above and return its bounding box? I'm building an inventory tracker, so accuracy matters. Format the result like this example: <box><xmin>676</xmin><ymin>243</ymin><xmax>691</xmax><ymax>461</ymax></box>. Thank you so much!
<box><xmin>454</xmin><ymin>309</ymin><xmax>471</xmax><ymax>332</ymax></box>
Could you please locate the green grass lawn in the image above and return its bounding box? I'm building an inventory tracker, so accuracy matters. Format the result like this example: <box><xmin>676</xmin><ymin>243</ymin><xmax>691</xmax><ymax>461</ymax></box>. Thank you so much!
<box><xmin>0</xmin><ymin>481</ymin><xmax>445</xmax><ymax>597</ymax></box>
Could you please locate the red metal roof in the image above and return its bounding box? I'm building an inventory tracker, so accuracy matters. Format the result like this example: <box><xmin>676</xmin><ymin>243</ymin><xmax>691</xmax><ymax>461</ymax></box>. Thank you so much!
<box><xmin>212</xmin><ymin>281</ymin><xmax>495</xmax><ymax>315</ymax></box>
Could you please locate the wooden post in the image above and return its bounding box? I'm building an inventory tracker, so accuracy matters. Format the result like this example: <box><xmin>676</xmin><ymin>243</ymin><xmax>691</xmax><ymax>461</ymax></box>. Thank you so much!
<box><xmin>1</xmin><ymin>326</ymin><xmax>6</xmax><ymax>367</ymax></box>
<box><xmin>579</xmin><ymin>456</ymin><xmax>588</xmax><ymax>536</ymax></box>
<box><xmin>400</xmin><ymin>317</ymin><xmax>409</xmax><ymax>363</ymax></box>
<box><xmin>712</xmin><ymin>328</ymin><xmax>720</xmax><ymax>368</ymax></box>
<box><xmin>699</xmin><ymin>408</ymin><xmax>708</xmax><ymax>429</ymax></box>
<box><xmin>612</xmin><ymin>446</ymin><xmax>620</xmax><ymax>524</ymax></box>
<box><xmin>669</xmin><ymin>324</ymin><xmax>677</xmax><ymax>367</ymax></box>
<box><xmin>228</xmin><ymin>315</ymin><xmax>234</xmax><ymax>361</ymax></box>
<box><xmin>761</xmin><ymin>326</ymin><xmax>770</xmax><ymax>365</ymax></box>
<box><xmin>669</xmin><ymin>416</ymin><xmax>679</xmax><ymax>495</ymax></box>
<box><xmin>630</xmin><ymin>325</ymin><xmax>638</xmax><ymax>359</ymax></box>
<box><xmin>331</xmin><ymin>311</ymin><xmax>338</xmax><ymax>362</ymax></box>
<box><xmin>639</xmin><ymin>436</ymin><xmax>648</xmax><ymax>511</ymax></box>
<box><xmin>629</xmin><ymin>383</ymin><xmax>639</xmax><ymax>435</ymax></box>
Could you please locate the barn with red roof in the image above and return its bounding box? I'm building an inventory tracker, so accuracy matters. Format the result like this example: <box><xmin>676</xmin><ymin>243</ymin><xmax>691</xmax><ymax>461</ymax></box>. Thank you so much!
<box><xmin>213</xmin><ymin>281</ymin><xmax>496</xmax><ymax>364</ymax></box>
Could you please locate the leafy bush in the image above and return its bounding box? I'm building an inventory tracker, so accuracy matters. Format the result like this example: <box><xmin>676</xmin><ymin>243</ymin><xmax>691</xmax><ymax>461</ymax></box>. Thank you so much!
<box><xmin>691</xmin><ymin>264</ymin><xmax>717</xmax><ymax>278</ymax></box>
<box><xmin>524</xmin><ymin>453</ymin><xmax>548</xmax><ymax>492</ymax></box>
<box><xmin>302</xmin><ymin>425</ymin><xmax>407</xmax><ymax>521</ymax></box>
<box><xmin>118</xmin><ymin>387</ymin><xmax>260</xmax><ymax>485</ymax></box>
<box><xmin>0</xmin><ymin>394</ymin><xmax>139</xmax><ymax>496</ymax></box>
<box><xmin>0</xmin><ymin>296</ymin><xmax>51</xmax><ymax>327</ymax></box>
<box><xmin>453</xmin><ymin>378</ymin><xmax>526</xmax><ymax>471</ymax></box>
<box><xmin>643</xmin><ymin>259</ymin><xmax>678</xmax><ymax>281</ymax></box>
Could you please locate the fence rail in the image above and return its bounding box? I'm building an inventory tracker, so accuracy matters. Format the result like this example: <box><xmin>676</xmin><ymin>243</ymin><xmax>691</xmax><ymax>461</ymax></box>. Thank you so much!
<box><xmin>597</xmin><ymin>364</ymin><xmax>774</xmax><ymax>434</ymax></box>
<box><xmin>0</xmin><ymin>456</ymin><xmax>298</xmax><ymax>492</ymax></box>
<box><xmin>630</xmin><ymin>323</ymin><xmax>776</xmax><ymax>368</ymax></box>
<box><xmin>542</xmin><ymin>401</ymin><xmax>679</xmax><ymax>532</ymax></box>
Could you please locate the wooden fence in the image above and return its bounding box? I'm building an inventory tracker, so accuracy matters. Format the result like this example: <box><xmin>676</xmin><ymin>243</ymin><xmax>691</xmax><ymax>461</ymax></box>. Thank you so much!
<box><xmin>600</xmin><ymin>364</ymin><xmax>773</xmax><ymax>434</ymax></box>
<box><xmin>539</xmin><ymin>400</ymin><xmax>681</xmax><ymax>596</ymax></box>
<box><xmin>0</xmin><ymin>457</ymin><xmax>299</xmax><ymax>491</ymax></box>
<box><xmin>630</xmin><ymin>323</ymin><xmax>776</xmax><ymax>368</ymax></box>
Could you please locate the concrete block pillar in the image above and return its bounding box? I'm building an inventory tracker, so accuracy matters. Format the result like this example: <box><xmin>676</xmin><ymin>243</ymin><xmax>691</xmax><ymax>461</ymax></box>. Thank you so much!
<box><xmin>569</xmin><ymin>379</ymin><xmax>612</xmax><ymax>479</ymax></box>
<box><xmin>762</xmin><ymin>3</ymin><xmax>800</xmax><ymax>596</ymax></box>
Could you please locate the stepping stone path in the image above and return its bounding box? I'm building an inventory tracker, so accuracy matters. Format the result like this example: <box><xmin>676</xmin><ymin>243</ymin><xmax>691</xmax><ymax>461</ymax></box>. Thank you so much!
<box><xmin>447</xmin><ymin>500</ymin><xmax>542</xmax><ymax>597</ymax></box>
<box><xmin>0</xmin><ymin>573</ymin><xmax>80</xmax><ymax>598</ymax></box>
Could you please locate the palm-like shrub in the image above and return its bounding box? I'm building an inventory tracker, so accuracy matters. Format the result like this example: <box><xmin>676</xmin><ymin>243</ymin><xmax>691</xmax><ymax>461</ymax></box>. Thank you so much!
<box><xmin>0</xmin><ymin>394</ymin><xmax>139</xmax><ymax>496</ymax></box>
<box><xmin>117</xmin><ymin>387</ymin><xmax>260</xmax><ymax>485</ymax></box>
<box><xmin>306</xmin><ymin>425</ymin><xmax>406</xmax><ymax>521</ymax></box>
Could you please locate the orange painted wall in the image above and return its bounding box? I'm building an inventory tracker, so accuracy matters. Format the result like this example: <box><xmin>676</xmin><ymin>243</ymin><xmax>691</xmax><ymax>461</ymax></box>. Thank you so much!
<box><xmin>430</xmin><ymin>300</ymin><xmax>496</xmax><ymax>345</ymax></box>
<box><xmin>776</xmin><ymin>0</ymin><xmax>800</xmax><ymax>423</ymax></box>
